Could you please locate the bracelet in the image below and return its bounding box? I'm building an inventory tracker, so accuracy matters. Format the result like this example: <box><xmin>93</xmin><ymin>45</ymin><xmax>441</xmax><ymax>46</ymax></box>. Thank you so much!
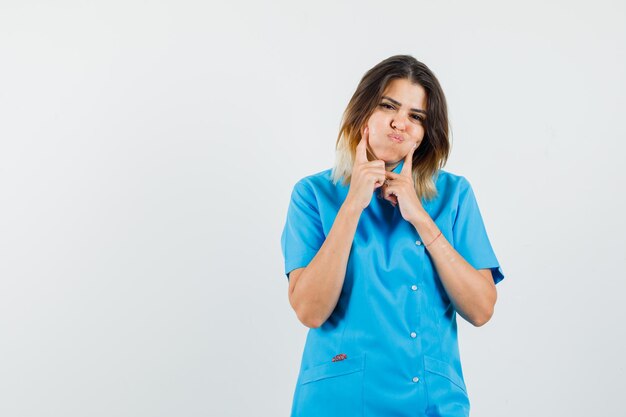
<box><xmin>424</xmin><ymin>231</ymin><xmax>442</xmax><ymax>248</ymax></box>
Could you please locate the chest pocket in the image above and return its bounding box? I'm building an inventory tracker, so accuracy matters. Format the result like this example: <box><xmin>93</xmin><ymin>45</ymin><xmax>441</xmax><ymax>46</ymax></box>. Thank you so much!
<box><xmin>293</xmin><ymin>354</ymin><xmax>366</xmax><ymax>417</ymax></box>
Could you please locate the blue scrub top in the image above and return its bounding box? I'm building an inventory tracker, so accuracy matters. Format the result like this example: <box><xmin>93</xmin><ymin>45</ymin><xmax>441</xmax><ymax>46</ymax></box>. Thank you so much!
<box><xmin>281</xmin><ymin>160</ymin><xmax>505</xmax><ymax>417</ymax></box>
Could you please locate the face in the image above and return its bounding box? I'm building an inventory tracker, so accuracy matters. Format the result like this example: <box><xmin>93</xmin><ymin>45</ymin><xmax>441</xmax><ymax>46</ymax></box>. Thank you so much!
<box><xmin>362</xmin><ymin>78</ymin><xmax>427</xmax><ymax>168</ymax></box>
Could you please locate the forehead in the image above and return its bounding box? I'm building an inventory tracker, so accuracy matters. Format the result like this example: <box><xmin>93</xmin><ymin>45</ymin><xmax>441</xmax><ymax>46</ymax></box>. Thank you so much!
<box><xmin>382</xmin><ymin>78</ymin><xmax>427</xmax><ymax>109</ymax></box>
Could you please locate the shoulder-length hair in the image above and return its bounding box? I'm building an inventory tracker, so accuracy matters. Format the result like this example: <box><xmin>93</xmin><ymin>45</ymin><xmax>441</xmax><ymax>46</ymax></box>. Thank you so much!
<box><xmin>331</xmin><ymin>55</ymin><xmax>451</xmax><ymax>201</ymax></box>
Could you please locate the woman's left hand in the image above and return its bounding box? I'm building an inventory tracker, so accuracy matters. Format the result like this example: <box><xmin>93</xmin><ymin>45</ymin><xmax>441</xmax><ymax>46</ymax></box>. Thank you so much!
<box><xmin>381</xmin><ymin>144</ymin><xmax>425</xmax><ymax>224</ymax></box>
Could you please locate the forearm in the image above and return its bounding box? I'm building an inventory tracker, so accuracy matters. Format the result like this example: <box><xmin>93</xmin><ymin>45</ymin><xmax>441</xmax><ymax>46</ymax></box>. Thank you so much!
<box><xmin>410</xmin><ymin>210</ymin><xmax>497</xmax><ymax>326</ymax></box>
<box><xmin>291</xmin><ymin>200</ymin><xmax>362</xmax><ymax>327</ymax></box>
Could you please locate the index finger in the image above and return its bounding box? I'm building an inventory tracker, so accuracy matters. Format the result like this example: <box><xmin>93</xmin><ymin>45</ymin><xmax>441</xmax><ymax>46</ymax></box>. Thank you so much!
<box><xmin>401</xmin><ymin>142</ymin><xmax>417</xmax><ymax>176</ymax></box>
<box><xmin>355</xmin><ymin>126</ymin><xmax>369</xmax><ymax>164</ymax></box>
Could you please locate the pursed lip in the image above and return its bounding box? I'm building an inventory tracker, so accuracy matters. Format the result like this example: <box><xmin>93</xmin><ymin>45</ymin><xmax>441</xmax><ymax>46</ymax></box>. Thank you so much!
<box><xmin>387</xmin><ymin>133</ymin><xmax>404</xmax><ymax>143</ymax></box>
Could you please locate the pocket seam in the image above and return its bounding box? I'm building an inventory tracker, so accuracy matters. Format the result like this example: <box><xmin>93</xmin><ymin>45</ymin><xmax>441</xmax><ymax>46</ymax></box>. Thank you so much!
<box><xmin>299</xmin><ymin>354</ymin><xmax>365</xmax><ymax>385</ymax></box>
<box><xmin>423</xmin><ymin>355</ymin><xmax>467</xmax><ymax>393</ymax></box>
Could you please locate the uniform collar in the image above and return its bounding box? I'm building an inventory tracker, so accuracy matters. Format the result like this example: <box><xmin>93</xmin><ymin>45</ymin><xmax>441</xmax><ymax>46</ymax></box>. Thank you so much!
<box><xmin>390</xmin><ymin>159</ymin><xmax>405</xmax><ymax>174</ymax></box>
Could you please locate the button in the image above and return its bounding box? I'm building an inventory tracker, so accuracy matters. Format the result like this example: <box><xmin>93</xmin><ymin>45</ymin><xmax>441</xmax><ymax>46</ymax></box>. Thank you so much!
<box><xmin>410</xmin><ymin>332</ymin><xmax>417</xmax><ymax>338</ymax></box>
<box><xmin>415</xmin><ymin>240</ymin><xmax>422</xmax><ymax>246</ymax></box>
<box><xmin>412</xmin><ymin>376</ymin><xmax>420</xmax><ymax>383</ymax></box>
<box><xmin>411</xmin><ymin>285</ymin><xmax>418</xmax><ymax>291</ymax></box>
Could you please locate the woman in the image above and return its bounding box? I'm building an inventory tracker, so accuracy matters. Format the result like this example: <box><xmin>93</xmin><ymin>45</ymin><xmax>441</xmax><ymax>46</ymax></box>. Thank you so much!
<box><xmin>280</xmin><ymin>55</ymin><xmax>505</xmax><ymax>417</ymax></box>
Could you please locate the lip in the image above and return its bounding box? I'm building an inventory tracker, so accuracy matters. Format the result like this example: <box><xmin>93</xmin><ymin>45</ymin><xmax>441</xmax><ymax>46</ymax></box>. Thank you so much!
<box><xmin>387</xmin><ymin>133</ymin><xmax>404</xmax><ymax>143</ymax></box>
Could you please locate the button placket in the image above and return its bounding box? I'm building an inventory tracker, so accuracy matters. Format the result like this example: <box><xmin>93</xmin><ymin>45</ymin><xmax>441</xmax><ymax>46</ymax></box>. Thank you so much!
<box><xmin>408</xmin><ymin>238</ymin><xmax>423</xmax><ymax>386</ymax></box>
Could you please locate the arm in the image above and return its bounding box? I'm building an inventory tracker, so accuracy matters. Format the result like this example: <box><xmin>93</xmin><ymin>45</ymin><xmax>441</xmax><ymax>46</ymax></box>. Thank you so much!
<box><xmin>288</xmin><ymin>201</ymin><xmax>362</xmax><ymax>328</ymax></box>
<box><xmin>411</xmin><ymin>212</ymin><xmax>497</xmax><ymax>327</ymax></box>
<box><xmin>286</xmin><ymin>126</ymin><xmax>384</xmax><ymax>329</ymax></box>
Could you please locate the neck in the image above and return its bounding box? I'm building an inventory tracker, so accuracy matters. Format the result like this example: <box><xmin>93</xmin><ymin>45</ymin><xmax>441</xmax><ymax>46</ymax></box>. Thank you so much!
<box><xmin>385</xmin><ymin>161</ymin><xmax>400</xmax><ymax>172</ymax></box>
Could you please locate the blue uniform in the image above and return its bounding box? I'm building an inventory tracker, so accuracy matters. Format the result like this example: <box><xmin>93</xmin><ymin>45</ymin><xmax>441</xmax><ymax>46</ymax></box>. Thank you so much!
<box><xmin>280</xmin><ymin>160</ymin><xmax>505</xmax><ymax>417</ymax></box>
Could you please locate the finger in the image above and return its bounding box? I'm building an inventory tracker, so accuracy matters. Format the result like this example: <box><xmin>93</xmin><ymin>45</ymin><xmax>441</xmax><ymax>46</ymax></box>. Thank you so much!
<box><xmin>379</xmin><ymin>183</ymin><xmax>397</xmax><ymax>206</ymax></box>
<box><xmin>377</xmin><ymin>183</ymin><xmax>386</xmax><ymax>199</ymax></box>
<box><xmin>384</xmin><ymin>185</ymin><xmax>398</xmax><ymax>200</ymax></box>
<box><xmin>384</xmin><ymin>190</ymin><xmax>398</xmax><ymax>206</ymax></box>
<box><xmin>384</xmin><ymin>196</ymin><xmax>397</xmax><ymax>207</ymax></box>
<box><xmin>373</xmin><ymin>172</ymin><xmax>385</xmax><ymax>188</ymax></box>
<box><xmin>401</xmin><ymin>143</ymin><xmax>418</xmax><ymax>176</ymax></box>
<box><xmin>355</xmin><ymin>126</ymin><xmax>369</xmax><ymax>164</ymax></box>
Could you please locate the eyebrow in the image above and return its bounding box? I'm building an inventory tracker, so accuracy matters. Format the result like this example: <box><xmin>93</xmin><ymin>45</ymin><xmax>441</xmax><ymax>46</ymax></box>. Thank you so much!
<box><xmin>382</xmin><ymin>96</ymin><xmax>427</xmax><ymax>115</ymax></box>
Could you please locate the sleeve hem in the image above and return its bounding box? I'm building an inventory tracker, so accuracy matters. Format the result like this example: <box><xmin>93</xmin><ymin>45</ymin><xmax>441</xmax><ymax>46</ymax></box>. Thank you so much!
<box><xmin>476</xmin><ymin>264</ymin><xmax>505</xmax><ymax>285</ymax></box>
<box><xmin>486</xmin><ymin>265</ymin><xmax>505</xmax><ymax>285</ymax></box>
<box><xmin>284</xmin><ymin>251</ymin><xmax>318</xmax><ymax>279</ymax></box>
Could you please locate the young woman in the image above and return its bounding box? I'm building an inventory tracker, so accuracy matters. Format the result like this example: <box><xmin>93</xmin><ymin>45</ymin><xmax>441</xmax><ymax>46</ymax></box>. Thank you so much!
<box><xmin>280</xmin><ymin>54</ymin><xmax>505</xmax><ymax>417</ymax></box>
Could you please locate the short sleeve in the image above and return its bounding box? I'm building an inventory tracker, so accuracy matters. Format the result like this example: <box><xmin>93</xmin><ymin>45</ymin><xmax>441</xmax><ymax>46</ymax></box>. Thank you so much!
<box><xmin>280</xmin><ymin>180</ymin><xmax>326</xmax><ymax>280</ymax></box>
<box><xmin>452</xmin><ymin>178</ymin><xmax>505</xmax><ymax>285</ymax></box>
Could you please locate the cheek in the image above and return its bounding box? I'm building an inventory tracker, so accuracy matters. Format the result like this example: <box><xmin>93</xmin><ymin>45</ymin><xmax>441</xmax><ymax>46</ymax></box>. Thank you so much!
<box><xmin>366</xmin><ymin>116</ymin><xmax>386</xmax><ymax>137</ymax></box>
<box><xmin>410</xmin><ymin>126</ymin><xmax>426</xmax><ymax>142</ymax></box>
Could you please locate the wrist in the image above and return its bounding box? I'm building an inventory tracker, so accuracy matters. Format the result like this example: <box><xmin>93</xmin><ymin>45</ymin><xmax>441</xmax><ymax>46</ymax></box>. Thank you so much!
<box><xmin>408</xmin><ymin>208</ymin><xmax>430</xmax><ymax>228</ymax></box>
<box><xmin>341</xmin><ymin>198</ymin><xmax>364</xmax><ymax>216</ymax></box>
<box><xmin>410</xmin><ymin>211</ymin><xmax>442</xmax><ymax>248</ymax></box>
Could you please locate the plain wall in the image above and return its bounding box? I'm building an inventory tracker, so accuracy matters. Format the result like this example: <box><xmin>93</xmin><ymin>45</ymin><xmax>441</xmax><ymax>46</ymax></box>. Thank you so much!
<box><xmin>1</xmin><ymin>1</ymin><xmax>625</xmax><ymax>416</ymax></box>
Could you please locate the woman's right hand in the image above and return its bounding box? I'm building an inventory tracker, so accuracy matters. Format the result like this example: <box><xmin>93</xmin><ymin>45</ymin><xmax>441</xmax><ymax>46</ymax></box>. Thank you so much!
<box><xmin>344</xmin><ymin>126</ymin><xmax>387</xmax><ymax>211</ymax></box>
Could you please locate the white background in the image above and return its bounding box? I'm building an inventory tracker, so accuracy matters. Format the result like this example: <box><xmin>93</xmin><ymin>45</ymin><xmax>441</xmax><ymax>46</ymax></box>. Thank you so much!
<box><xmin>1</xmin><ymin>1</ymin><xmax>625</xmax><ymax>416</ymax></box>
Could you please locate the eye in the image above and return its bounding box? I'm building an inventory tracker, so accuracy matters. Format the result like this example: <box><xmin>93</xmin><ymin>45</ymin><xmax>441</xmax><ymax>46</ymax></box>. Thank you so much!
<box><xmin>380</xmin><ymin>102</ymin><xmax>424</xmax><ymax>123</ymax></box>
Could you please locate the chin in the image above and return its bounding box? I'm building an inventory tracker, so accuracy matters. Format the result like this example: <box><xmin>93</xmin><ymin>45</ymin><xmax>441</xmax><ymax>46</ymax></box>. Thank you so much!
<box><xmin>383</xmin><ymin>157</ymin><xmax>404</xmax><ymax>165</ymax></box>
<box><xmin>371</xmin><ymin>138</ymin><xmax>411</xmax><ymax>160</ymax></box>
<box><xmin>373</xmin><ymin>149</ymin><xmax>404</xmax><ymax>163</ymax></box>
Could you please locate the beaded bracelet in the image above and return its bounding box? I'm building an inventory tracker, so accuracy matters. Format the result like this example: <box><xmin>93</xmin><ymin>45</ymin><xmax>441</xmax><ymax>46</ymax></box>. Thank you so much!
<box><xmin>424</xmin><ymin>231</ymin><xmax>442</xmax><ymax>248</ymax></box>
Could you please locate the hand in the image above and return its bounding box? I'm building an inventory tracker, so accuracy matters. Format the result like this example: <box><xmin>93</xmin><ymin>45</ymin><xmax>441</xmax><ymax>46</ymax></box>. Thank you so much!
<box><xmin>344</xmin><ymin>126</ymin><xmax>387</xmax><ymax>211</ymax></box>
<box><xmin>380</xmin><ymin>143</ymin><xmax>425</xmax><ymax>224</ymax></box>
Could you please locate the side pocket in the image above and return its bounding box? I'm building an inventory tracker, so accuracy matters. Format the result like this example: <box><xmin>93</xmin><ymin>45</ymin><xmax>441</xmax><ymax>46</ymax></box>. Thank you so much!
<box><xmin>292</xmin><ymin>354</ymin><xmax>365</xmax><ymax>417</ymax></box>
<box><xmin>423</xmin><ymin>355</ymin><xmax>470</xmax><ymax>417</ymax></box>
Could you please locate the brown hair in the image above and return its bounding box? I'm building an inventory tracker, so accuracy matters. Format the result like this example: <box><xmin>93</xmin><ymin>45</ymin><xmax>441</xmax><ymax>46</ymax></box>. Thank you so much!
<box><xmin>331</xmin><ymin>55</ymin><xmax>451</xmax><ymax>201</ymax></box>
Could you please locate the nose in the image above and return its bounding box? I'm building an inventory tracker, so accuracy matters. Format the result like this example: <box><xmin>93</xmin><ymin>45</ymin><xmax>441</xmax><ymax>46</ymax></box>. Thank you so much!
<box><xmin>391</xmin><ymin>112</ymin><xmax>409</xmax><ymax>130</ymax></box>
